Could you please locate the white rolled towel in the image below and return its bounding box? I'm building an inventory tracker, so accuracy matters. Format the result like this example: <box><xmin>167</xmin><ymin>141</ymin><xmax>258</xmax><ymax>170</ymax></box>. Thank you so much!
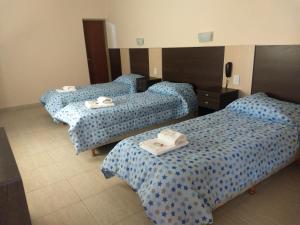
<box><xmin>157</xmin><ymin>129</ymin><xmax>187</xmax><ymax>146</ymax></box>
<box><xmin>85</xmin><ymin>100</ymin><xmax>114</xmax><ymax>109</ymax></box>
<box><xmin>97</xmin><ymin>96</ymin><xmax>113</xmax><ymax>104</ymax></box>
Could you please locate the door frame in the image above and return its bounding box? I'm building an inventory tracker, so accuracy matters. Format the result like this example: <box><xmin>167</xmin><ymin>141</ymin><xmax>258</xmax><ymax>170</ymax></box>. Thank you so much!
<box><xmin>82</xmin><ymin>19</ymin><xmax>112</xmax><ymax>82</ymax></box>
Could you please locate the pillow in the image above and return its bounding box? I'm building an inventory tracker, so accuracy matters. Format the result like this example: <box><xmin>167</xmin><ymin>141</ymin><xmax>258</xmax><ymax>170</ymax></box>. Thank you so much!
<box><xmin>113</xmin><ymin>74</ymin><xmax>144</xmax><ymax>83</ymax></box>
<box><xmin>226</xmin><ymin>92</ymin><xmax>300</xmax><ymax>128</ymax></box>
<box><xmin>148</xmin><ymin>81</ymin><xmax>198</xmax><ymax>114</ymax></box>
<box><xmin>113</xmin><ymin>74</ymin><xmax>144</xmax><ymax>93</ymax></box>
<box><xmin>148</xmin><ymin>81</ymin><xmax>194</xmax><ymax>95</ymax></box>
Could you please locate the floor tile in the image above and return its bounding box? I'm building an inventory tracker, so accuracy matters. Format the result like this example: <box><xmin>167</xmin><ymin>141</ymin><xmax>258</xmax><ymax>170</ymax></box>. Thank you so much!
<box><xmin>84</xmin><ymin>183</ymin><xmax>143</xmax><ymax>225</ymax></box>
<box><xmin>32</xmin><ymin>202</ymin><xmax>97</xmax><ymax>225</ymax></box>
<box><xmin>22</xmin><ymin>164</ymin><xmax>65</xmax><ymax>193</ymax></box>
<box><xmin>68</xmin><ymin>170</ymin><xmax>122</xmax><ymax>199</ymax></box>
<box><xmin>16</xmin><ymin>152</ymin><xmax>54</xmax><ymax>173</ymax></box>
<box><xmin>114</xmin><ymin>211</ymin><xmax>153</xmax><ymax>225</ymax></box>
<box><xmin>55</xmin><ymin>157</ymin><xmax>98</xmax><ymax>179</ymax></box>
<box><xmin>27</xmin><ymin>180</ymin><xmax>81</xmax><ymax>219</ymax></box>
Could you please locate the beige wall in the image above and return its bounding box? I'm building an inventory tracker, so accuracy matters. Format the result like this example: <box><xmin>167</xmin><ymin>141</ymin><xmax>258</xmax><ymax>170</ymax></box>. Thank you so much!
<box><xmin>222</xmin><ymin>46</ymin><xmax>255</xmax><ymax>96</ymax></box>
<box><xmin>107</xmin><ymin>0</ymin><xmax>299</xmax><ymax>95</ymax></box>
<box><xmin>120</xmin><ymin>48</ymin><xmax>131</xmax><ymax>74</ymax></box>
<box><xmin>0</xmin><ymin>0</ymin><xmax>108</xmax><ymax>108</ymax></box>
<box><xmin>149</xmin><ymin>48</ymin><xmax>162</xmax><ymax>78</ymax></box>
<box><xmin>107</xmin><ymin>0</ymin><xmax>300</xmax><ymax>48</ymax></box>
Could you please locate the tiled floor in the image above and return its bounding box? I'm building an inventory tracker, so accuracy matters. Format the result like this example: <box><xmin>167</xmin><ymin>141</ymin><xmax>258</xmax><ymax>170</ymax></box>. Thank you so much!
<box><xmin>0</xmin><ymin>105</ymin><xmax>299</xmax><ymax>225</ymax></box>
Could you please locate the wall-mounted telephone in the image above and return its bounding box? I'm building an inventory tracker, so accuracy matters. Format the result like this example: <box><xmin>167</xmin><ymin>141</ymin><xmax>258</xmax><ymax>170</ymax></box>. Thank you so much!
<box><xmin>225</xmin><ymin>62</ymin><xmax>233</xmax><ymax>78</ymax></box>
<box><xmin>225</xmin><ymin>62</ymin><xmax>233</xmax><ymax>88</ymax></box>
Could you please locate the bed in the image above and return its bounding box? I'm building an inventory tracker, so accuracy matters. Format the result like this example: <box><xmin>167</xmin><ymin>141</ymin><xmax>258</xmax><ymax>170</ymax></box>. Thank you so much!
<box><xmin>101</xmin><ymin>92</ymin><xmax>300</xmax><ymax>225</ymax></box>
<box><xmin>40</xmin><ymin>74</ymin><xmax>144</xmax><ymax>119</ymax></box>
<box><xmin>54</xmin><ymin>81</ymin><xmax>198</xmax><ymax>154</ymax></box>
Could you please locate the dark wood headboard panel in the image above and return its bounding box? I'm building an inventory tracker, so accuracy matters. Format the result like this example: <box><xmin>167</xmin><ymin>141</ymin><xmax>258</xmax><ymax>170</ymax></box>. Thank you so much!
<box><xmin>162</xmin><ymin>47</ymin><xmax>225</xmax><ymax>89</ymax></box>
<box><xmin>129</xmin><ymin>48</ymin><xmax>149</xmax><ymax>78</ymax></box>
<box><xmin>109</xmin><ymin>49</ymin><xmax>122</xmax><ymax>80</ymax></box>
<box><xmin>252</xmin><ymin>45</ymin><xmax>300</xmax><ymax>104</ymax></box>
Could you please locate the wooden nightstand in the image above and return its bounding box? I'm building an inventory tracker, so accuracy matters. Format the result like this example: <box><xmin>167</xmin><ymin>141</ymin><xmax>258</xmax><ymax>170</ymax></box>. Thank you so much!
<box><xmin>148</xmin><ymin>77</ymin><xmax>162</xmax><ymax>86</ymax></box>
<box><xmin>136</xmin><ymin>77</ymin><xmax>162</xmax><ymax>92</ymax></box>
<box><xmin>197</xmin><ymin>88</ymin><xmax>239</xmax><ymax>116</ymax></box>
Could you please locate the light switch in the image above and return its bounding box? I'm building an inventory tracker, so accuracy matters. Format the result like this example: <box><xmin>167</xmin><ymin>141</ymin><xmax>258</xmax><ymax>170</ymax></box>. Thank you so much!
<box><xmin>233</xmin><ymin>75</ymin><xmax>240</xmax><ymax>85</ymax></box>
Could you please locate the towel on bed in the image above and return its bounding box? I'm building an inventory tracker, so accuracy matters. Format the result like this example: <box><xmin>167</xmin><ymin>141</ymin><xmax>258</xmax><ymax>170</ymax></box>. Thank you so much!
<box><xmin>139</xmin><ymin>129</ymin><xmax>188</xmax><ymax>156</ymax></box>
<box><xmin>97</xmin><ymin>96</ymin><xmax>113</xmax><ymax>104</ymax></box>
<box><xmin>85</xmin><ymin>100</ymin><xmax>115</xmax><ymax>109</ymax></box>
<box><xmin>56</xmin><ymin>86</ymin><xmax>76</xmax><ymax>92</ymax></box>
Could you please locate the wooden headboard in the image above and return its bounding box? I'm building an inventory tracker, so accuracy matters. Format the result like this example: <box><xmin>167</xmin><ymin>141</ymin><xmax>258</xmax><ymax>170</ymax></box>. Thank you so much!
<box><xmin>162</xmin><ymin>47</ymin><xmax>225</xmax><ymax>89</ymax></box>
<box><xmin>109</xmin><ymin>49</ymin><xmax>122</xmax><ymax>80</ymax></box>
<box><xmin>129</xmin><ymin>48</ymin><xmax>149</xmax><ymax>78</ymax></box>
<box><xmin>252</xmin><ymin>45</ymin><xmax>300</xmax><ymax>104</ymax></box>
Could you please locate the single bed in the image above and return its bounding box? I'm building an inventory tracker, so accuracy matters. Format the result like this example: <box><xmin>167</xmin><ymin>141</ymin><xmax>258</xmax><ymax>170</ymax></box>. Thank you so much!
<box><xmin>101</xmin><ymin>93</ymin><xmax>300</xmax><ymax>225</ymax></box>
<box><xmin>40</xmin><ymin>74</ymin><xmax>144</xmax><ymax>119</ymax></box>
<box><xmin>54</xmin><ymin>82</ymin><xmax>198</xmax><ymax>154</ymax></box>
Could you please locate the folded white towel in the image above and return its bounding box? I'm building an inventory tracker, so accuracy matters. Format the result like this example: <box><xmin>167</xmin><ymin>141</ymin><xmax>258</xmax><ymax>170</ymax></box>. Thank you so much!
<box><xmin>56</xmin><ymin>89</ymin><xmax>76</xmax><ymax>93</ymax></box>
<box><xmin>62</xmin><ymin>86</ymin><xmax>76</xmax><ymax>91</ymax></box>
<box><xmin>85</xmin><ymin>100</ymin><xmax>115</xmax><ymax>109</ymax></box>
<box><xmin>139</xmin><ymin>139</ymin><xmax>188</xmax><ymax>156</ymax></box>
<box><xmin>139</xmin><ymin>129</ymin><xmax>188</xmax><ymax>156</ymax></box>
<box><xmin>56</xmin><ymin>86</ymin><xmax>76</xmax><ymax>92</ymax></box>
<box><xmin>97</xmin><ymin>96</ymin><xmax>113</xmax><ymax>104</ymax></box>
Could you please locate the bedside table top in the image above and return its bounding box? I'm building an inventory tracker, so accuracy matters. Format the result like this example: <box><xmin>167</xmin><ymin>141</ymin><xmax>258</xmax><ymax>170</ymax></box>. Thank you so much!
<box><xmin>197</xmin><ymin>87</ymin><xmax>238</xmax><ymax>94</ymax></box>
<box><xmin>149</xmin><ymin>76</ymin><xmax>161</xmax><ymax>81</ymax></box>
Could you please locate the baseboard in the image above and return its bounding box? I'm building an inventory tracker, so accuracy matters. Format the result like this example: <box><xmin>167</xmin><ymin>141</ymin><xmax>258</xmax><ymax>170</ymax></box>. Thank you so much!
<box><xmin>0</xmin><ymin>103</ymin><xmax>41</xmax><ymax>113</ymax></box>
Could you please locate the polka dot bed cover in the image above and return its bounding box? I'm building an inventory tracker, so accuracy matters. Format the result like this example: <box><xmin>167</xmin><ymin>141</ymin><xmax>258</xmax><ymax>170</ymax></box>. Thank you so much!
<box><xmin>54</xmin><ymin>81</ymin><xmax>198</xmax><ymax>154</ymax></box>
<box><xmin>40</xmin><ymin>74</ymin><xmax>144</xmax><ymax>120</ymax></box>
<box><xmin>102</xmin><ymin>92</ymin><xmax>300</xmax><ymax>225</ymax></box>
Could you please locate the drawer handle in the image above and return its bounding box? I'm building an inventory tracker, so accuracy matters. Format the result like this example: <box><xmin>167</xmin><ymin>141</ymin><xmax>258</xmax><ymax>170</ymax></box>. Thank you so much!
<box><xmin>204</xmin><ymin>101</ymin><xmax>209</xmax><ymax>105</ymax></box>
<box><xmin>205</xmin><ymin>93</ymin><xmax>209</xmax><ymax>97</ymax></box>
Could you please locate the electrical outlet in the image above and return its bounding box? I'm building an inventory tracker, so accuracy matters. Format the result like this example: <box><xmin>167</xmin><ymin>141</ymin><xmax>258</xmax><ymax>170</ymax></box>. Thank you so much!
<box><xmin>233</xmin><ymin>75</ymin><xmax>240</xmax><ymax>85</ymax></box>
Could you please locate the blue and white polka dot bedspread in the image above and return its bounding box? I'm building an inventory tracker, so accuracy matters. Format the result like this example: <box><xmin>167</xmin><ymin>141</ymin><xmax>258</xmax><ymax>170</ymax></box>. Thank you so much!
<box><xmin>101</xmin><ymin>94</ymin><xmax>300</xmax><ymax>225</ymax></box>
<box><xmin>40</xmin><ymin>74</ymin><xmax>143</xmax><ymax>119</ymax></box>
<box><xmin>54</xmin><ymin>82</ymin><xmax>198</xmax><ymax>154</ymax></box>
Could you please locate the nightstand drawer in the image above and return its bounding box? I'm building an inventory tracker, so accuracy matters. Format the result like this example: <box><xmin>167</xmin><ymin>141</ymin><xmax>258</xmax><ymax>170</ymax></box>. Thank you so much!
<box><xmin>197</xmin><ymin>88</ymin><xmax>239</xmax><ymax>116</ymax></box>
<box><xmin>198</xmin><ymin>98</ymin><xmax>220</xmax><ymax>110</ymax></box>
<box><xmin>197</xmin><ymin>90</ymin><xmax>220</xmax><ymax>98</ymax></box>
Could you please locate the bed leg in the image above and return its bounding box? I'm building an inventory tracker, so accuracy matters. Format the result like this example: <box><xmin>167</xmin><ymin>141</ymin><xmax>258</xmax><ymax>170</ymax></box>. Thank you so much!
<box><xmin>248</xmin><ymin>186</ymin><xmax>256</xmax><ymax>195</ymax></box>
